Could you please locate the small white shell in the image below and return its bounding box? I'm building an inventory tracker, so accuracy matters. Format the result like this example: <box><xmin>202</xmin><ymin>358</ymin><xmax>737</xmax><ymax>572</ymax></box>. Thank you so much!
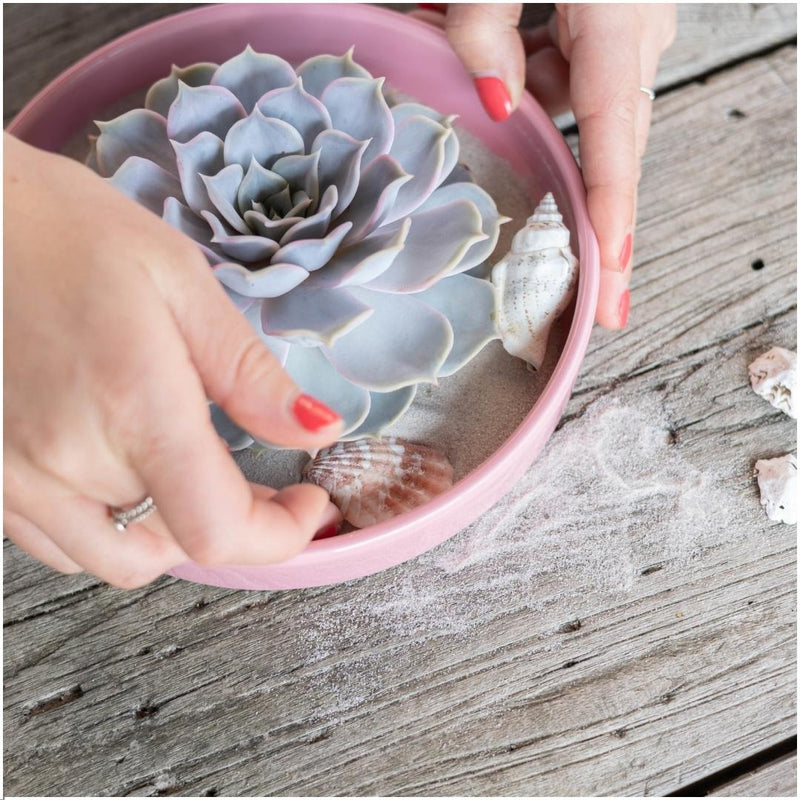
<box><xmin>748</xmin><ymin>347</ymin><xmax>796</xmax><ymax>418</ymax></box>
<box><xmin>491</xmin><ymin>193</ymin><xmax>579</xmax><ymax>371</ymax></box>
<box><xmin>754</xmin><ymin>453</ymin><xmax>797</xmax><ymax>524</ymax></box>
<box><xmin>303</xmin><ymin>437</ymin><xmax>454</xmax><ymax>528</ymax></box>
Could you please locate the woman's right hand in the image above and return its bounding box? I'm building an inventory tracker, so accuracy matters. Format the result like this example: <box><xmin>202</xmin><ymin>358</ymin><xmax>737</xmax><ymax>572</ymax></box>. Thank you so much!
<box><xmin>3</xmin><ymin>134</ymin><xmax>343</xmax><ymax>588</ymax></box>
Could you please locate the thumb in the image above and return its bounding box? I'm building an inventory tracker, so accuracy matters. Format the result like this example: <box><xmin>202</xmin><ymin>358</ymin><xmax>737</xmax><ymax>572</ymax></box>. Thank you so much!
<box><xmin>157</xmin><ymin>243</ymin><xmax>343</xmax><ymax>450</ymax></box>
<box><xmin>444</xmin><ymin>3</ymin><xmax>525</xmax><ymax>121</ymax></box>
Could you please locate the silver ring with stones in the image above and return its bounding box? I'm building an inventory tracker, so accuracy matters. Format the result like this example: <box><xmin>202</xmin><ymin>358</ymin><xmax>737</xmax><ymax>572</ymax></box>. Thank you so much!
<box><xmin>110</xmin><ymin>496</ymin><xmax>156</xmax><ymax>531</ymax></box>
<box><xmin>639</xmin><ymin>86</ymin><xmax>656</xmax><ymax>101</ymax></box>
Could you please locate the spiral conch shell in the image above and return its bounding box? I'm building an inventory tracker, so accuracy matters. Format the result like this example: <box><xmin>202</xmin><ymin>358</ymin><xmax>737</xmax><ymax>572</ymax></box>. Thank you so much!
<box><xmin>491</xmin><ymin>193</ymin><xmax>579</xmax><ymax>371</ymax></box>
<box><xmin>304</xmin><ymin>437</ymin><xmax>454</xmax><ymax>528</ymax></box>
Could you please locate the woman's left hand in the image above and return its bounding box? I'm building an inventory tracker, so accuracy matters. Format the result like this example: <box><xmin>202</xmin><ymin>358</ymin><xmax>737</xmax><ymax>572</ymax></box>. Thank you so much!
<box><xmin>412</xmin><ymin>3</ymin><xmax>677</xmax><ymax>330</ymax></box>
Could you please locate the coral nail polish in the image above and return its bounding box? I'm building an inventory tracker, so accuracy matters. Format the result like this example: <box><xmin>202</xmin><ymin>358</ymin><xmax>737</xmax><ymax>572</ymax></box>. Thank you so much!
<box><xmin>473</xmin><ymin>75</ymin><xmax>512</xmax><ymax>122</ymax></box>
<box><xmin>313</xmin><ymin>523</ymin><xmax>340</xmax><ymax>540</ymax></box>
<box><xmin>292</xmin><ymin>393</ymin><xmax>340</xmax><ymax>432</ymax></box>
<box><xmin>417</xmin><ymin>2</ymin><xmax>447</xmax><ymax>11</ymax></box>
<box><xmin>618</xmin><ymin>232</ymin><xmax>633</xmax><ymax>271</ymax></box>
<box><xmin>618</xmin><ymin>289</ymin><xmax>631</xmax><ymax>328</ymax></box>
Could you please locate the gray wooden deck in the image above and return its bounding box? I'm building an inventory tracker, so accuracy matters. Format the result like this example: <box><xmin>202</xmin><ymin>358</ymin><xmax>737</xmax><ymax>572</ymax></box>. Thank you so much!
<box><xmin>4</xmin><ymin>4</ymin><xmax>797</xmax><ymax>797</ymax></box>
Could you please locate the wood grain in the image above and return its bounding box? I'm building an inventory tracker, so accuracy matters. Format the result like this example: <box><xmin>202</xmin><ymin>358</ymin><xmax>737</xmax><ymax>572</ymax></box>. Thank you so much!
<box><xmin>3</xmin><ymin>5</ymin><xmax>797</xmax><ymax>798</ymax></box>
<box><xmin>658</xmin><ymin>4</ymin><xmax>797</xmax><ymax>90</ymax></box>
<box><xmin>711</xmin><ymin>753</ymin><xmax>798</xmax><ymax>797</ymax></box>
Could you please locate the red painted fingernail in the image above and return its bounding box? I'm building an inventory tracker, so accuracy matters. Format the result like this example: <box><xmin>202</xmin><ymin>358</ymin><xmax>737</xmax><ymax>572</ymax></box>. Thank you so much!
<box><xmin>618</xmin><ymin>232</ymin><xmax>633</xmax><ymax>271</ymax></box>
<box><xmin>418</xmin><ymin>2</ymin><xmax>447</xmax><ymax>12</ymax></box>
<box><xmin>292</xmin><ymin>393</ymin><xmax>340</xmax><ymax>432</ymax></box>
<box><xmin>313</xmin><ymin>523</ymin><xmax>340</xmax><ymax>540</ymax></box>
<box><xmin>473</xmin><ymin>75</ymin><xmax>512</xmax><ymax>122</ymax></box>
<box><xmin>618</xmin><ymin>289</ymin><xmax>631</xmax><ymax>328</ymax></box>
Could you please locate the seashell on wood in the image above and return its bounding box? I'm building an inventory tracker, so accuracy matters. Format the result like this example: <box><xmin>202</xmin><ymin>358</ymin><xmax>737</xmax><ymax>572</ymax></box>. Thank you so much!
<box><xmin>754</xmin><ymin>453</ymin><xmax>797</xmax><ymax>524</ymax></box>
<box><xmin>303</xmin><ymin>437</ymin><xmax>454</xmax><ymax>528</ymax></box>
<box><xmin>491</xmin><ymin>192</ymin><xmax>579</xmax><ymax>371</ymax></box>
<box><xmin>748</xmin><ymin>347</ymin><xmax>796</xmax><ymax>418</ymax></box>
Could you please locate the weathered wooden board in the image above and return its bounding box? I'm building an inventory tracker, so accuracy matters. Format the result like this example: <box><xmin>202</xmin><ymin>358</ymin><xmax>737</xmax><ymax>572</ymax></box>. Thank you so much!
<box><xmin>711</xmin><ymin>753</ymin><xmax>798</xmax><ymax>797</ymax></box>
<box><xmin>4</xmin><ymin>35</ymin><xmax>796</xmax><ymax>797</ymax></box>
<box><xmin>659</xmin><ymin>4</ymin><xmax>797</xmax><ymax>90</ymax></box>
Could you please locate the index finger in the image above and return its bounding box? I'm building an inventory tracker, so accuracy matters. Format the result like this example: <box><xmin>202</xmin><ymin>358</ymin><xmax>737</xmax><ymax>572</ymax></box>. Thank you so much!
<box><xmin>566</xmin><ymin>8</ymin><xmax>643</xmax><ymax>326</ymax></box>
<box><xmin>128</xmin><ymin>361</ymin><xmax>331</xmax><ymax>566</ymax></box>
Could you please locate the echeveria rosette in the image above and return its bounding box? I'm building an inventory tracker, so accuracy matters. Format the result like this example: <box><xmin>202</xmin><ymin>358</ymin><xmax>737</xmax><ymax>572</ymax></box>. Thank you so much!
<box><xmin>90</xmin><ymin>47</ymin><xmax>506</xmax><ymax>449</ymax></box>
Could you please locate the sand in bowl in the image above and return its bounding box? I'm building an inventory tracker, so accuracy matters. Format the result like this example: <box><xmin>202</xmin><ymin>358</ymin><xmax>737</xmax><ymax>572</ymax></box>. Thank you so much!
<box><xmin>62</xmin><ymin>84</ymin><xmax>573</xmax><ymax>507</ymax></box>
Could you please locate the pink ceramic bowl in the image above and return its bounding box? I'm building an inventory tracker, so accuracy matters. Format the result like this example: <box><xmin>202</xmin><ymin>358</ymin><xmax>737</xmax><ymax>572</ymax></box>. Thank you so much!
<box><xmin>8</xmin><ymin>3</ymin><xmax>599</xmax><ymax>590</ymax></box>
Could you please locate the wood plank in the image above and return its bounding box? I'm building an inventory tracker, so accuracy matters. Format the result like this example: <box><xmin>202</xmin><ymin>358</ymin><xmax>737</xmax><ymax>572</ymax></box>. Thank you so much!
<box><xmin>3</xmin><ymin>16</ymin><xmax>797</xmax><ymax>800</ymax></box>
<box><xmin>658</xmin><ymin>4</ymin><xmax>797</xmax><ymax>90</ymax></box>
<box><xmin>711</xmin><ymin>753</ymin><xmax>798</xmax><ymax>797</ymax></box>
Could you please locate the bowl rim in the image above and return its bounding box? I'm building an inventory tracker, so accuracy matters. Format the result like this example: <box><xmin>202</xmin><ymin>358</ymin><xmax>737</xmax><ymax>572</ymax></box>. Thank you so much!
<box><xmin>7</xmin><ymin>2</ymin><xmax>600</xmax><ymax>587</ymax></box>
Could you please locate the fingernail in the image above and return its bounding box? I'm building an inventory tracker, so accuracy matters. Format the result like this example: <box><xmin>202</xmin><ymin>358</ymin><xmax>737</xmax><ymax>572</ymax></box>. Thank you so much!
<box><xmin>292</xmin><ymin>393</ymin><xmax>340</xmax><ymax>432</ymax></box>
<box><xmin>618</xmin><ymin>232</ymin><xmax>633</xmax><ymax>271</ymax></box>
<box><xmin>618</xmin><ymin>289</ymin><xmax>631</xmax><ymax>328</ymax></box>
<box><xmin>417</xmin><ymin>2</ymin><xmax>447</xmax><ymax>11</ymax></box>
<box><xmin>473</xmin><ymin>75</ymin><xmax>512</xmax><ymax>122</ymax></box>
<box><xmin>313</xmin><ymin>523</ymin><xmax>340</xmax><ymax>540</ymax></box>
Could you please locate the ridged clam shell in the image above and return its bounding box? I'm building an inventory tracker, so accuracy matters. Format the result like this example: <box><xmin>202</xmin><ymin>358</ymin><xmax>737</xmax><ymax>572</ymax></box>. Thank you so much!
<box><xmin>303</xmin><ymin>437</ymin><xmax>454</xmax><ymax>528</ymax></box>
<box><xmin>491</xmin><ymin>192</ymin><xmax>578</xmax><ymax>371</ymax></box>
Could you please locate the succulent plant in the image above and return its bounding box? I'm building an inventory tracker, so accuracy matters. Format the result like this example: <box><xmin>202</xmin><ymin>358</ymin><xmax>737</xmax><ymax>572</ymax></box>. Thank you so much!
<box><xmin>90</xmin><ymin>47</ymin><xmax>505</xmax><ymax>448</ymax></box>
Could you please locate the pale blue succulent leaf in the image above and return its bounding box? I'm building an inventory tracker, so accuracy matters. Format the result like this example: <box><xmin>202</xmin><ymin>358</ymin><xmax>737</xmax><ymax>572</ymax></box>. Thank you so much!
<box><xmin>337</xmin><ymin>154</ymin><xmax>411</xmax><ymax>244</ymax></box>
<box><xmin>273</xmin><ymin>221</ymin><xmax>352</xmax><ymax>272</ymax></box>
<box><xmin>236</xmin><ymin>158</ymin><xmax>288</xmax><ymax>216</ymax></box>
<box><xmin>243</xmin><ymin>209</ymin><xmax>303</xmax><ymax>242</ymax></box>
<box><xmin>214</xmin><ymin>261</ymin><xmax>309</xmax><ymax>298</ymax></box>
<box><xmin>210</xmin><ymin>46</ymin><xmax>296</xmax><ymax>112</ymax></box>
<box><xmin>295</xmin><ymin>49</ymin><xmax>371</xmax><ymax>99</ymax></box>
<box><xmin>201</xmin><ymin>165</ymin><xmax>249</xmax><ymax>234</ymax></box>
<box><xmin>286</xmin><ymin>194</ymin><xmax>313</xmax><ymax>218</ymax></box>
<box><xmin>270</xmin><ymin>151</ymin><xmax>321</xmax><ymax>210</ymax></box>
<box><xmin>312</xmin><ymin>129</ymin><xmax>369</xmax><ymax>218</ymax></box>
<box><xmin>437</xmin><ymin>129</ymin><xmax>461</xmax><ymax>186</ymax></box>
<box><xmin>223</xmin><ymin>109</ymin><xmax>304</xmax><ymax>171</ymax></box>
<box><xmin>171</xmin><ymin>131</ymin><xmax>225</xmax><ymax>214</ymax></box>
<box><xmin>95</xmin><ymin>109</ymin><xmax>176</xmax><ymax>177</ymax></box>
<box><xmin>441</xmin><ymin>163</ymin><xmax>473</xmax><ymax>186</ymax></box>
<box><xmin>279</xmin><ymin>184</ymin><xmax>338</xmax><ymax>245</ymax></box>
<box><xmin>307</xmin><ymin>218</ymin><xmax>410</xmax><ymax>289</ymax></box>
<box><xmin>213</xmin><ymin>232</ymin><xmax>280</xmax><ymax>263</ymax></box>
<box><xmin>167</xmin><ymin>82</ymin><xmax>246</xmax><ymax>143</ymax></box>
<box><xmin>365</xmin><ymin>199</ymin><xmax>487</xmax><ymax>293</ymax></box>
<box><xmin>210</xmin><ymin>403</ymin><xmax>254</xmax><ymax>451</ymax></box>
<box><xmin>162</xmin><ymin>197</ymin><xmax>225</xmax><ymax>264</ymax></box>
<box><xmin>414</xmin><ymin>274</ymin><xmax>499</xmax><ymax>377</ymax></box>
<box><xmin>257</xmin><ymin>79</ymin><xmax>332</xmax><ymax>151</ymax></box>
<box><xmin>417</xmin><ymin>182</ymin><xmax>507</xmax><ymax>272</ymax></box>
<box><xmin>283</xmin><ymin>346</ymin><xmax>371</xmax><ymax>436</ymax></box>
<box><xmin>107</xmin><ymin>156</ymin><xmax>184</xmax><ymax>216</ymax></box>
<box><xmin>262</xmin><ymin>286</ymin><xmax>372</xmax><ymax>346</ymax></box>
<box><xmin>324</xmin><ymin>289</ymin><xmax>454</xmax><ymax>391</ymax></box>
<box><xmin>320</xmin><ymin>77</ymin><xmax>394</xmax><ymax>165</ymax></box>
<box><xmin>383</xmin><ymin>114</ymin><xmax>449</xmax><ymax>223</ymax></box>
<box><xmin>222</xmin><ymin>284</ymin><xmax>256</xmax><ymax>312</ymax></box>
<box><xmin>146</xmin><ymin>62</ymin><xmax>218</xmax><ymax>117</ymax></box>
<box><xmin>344</xmin><ymin>385</ymin><xmax>417</xmax><ymax>440</ymax></box>
<box><xmin>261</xmin><ymin>184</ymin><xmax>293</xmax><ymax>217</ymax></box>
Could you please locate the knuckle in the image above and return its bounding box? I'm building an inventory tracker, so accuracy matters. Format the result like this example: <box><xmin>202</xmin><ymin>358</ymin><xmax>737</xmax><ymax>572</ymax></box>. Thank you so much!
<box><xmin>182</xmin><ymin>530</ymin><xmax>232</xmax><ymax>566</ymax></box>
<box><xmin>227</xmin><ymin>337</ymin><xmax>281</xmax><ymax>401</ymax></box>
<box><xmin>107</xmin><ymin>566</ymin><xmax>159</xmax><ymax>590</ymax></box>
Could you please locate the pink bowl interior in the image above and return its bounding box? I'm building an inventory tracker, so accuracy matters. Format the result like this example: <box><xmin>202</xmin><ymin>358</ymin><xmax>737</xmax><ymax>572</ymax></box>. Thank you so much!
<box><xmin>8</xmin><ymin>3</ymin><xmax>599</xmax><ymax>590</ymax></box>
